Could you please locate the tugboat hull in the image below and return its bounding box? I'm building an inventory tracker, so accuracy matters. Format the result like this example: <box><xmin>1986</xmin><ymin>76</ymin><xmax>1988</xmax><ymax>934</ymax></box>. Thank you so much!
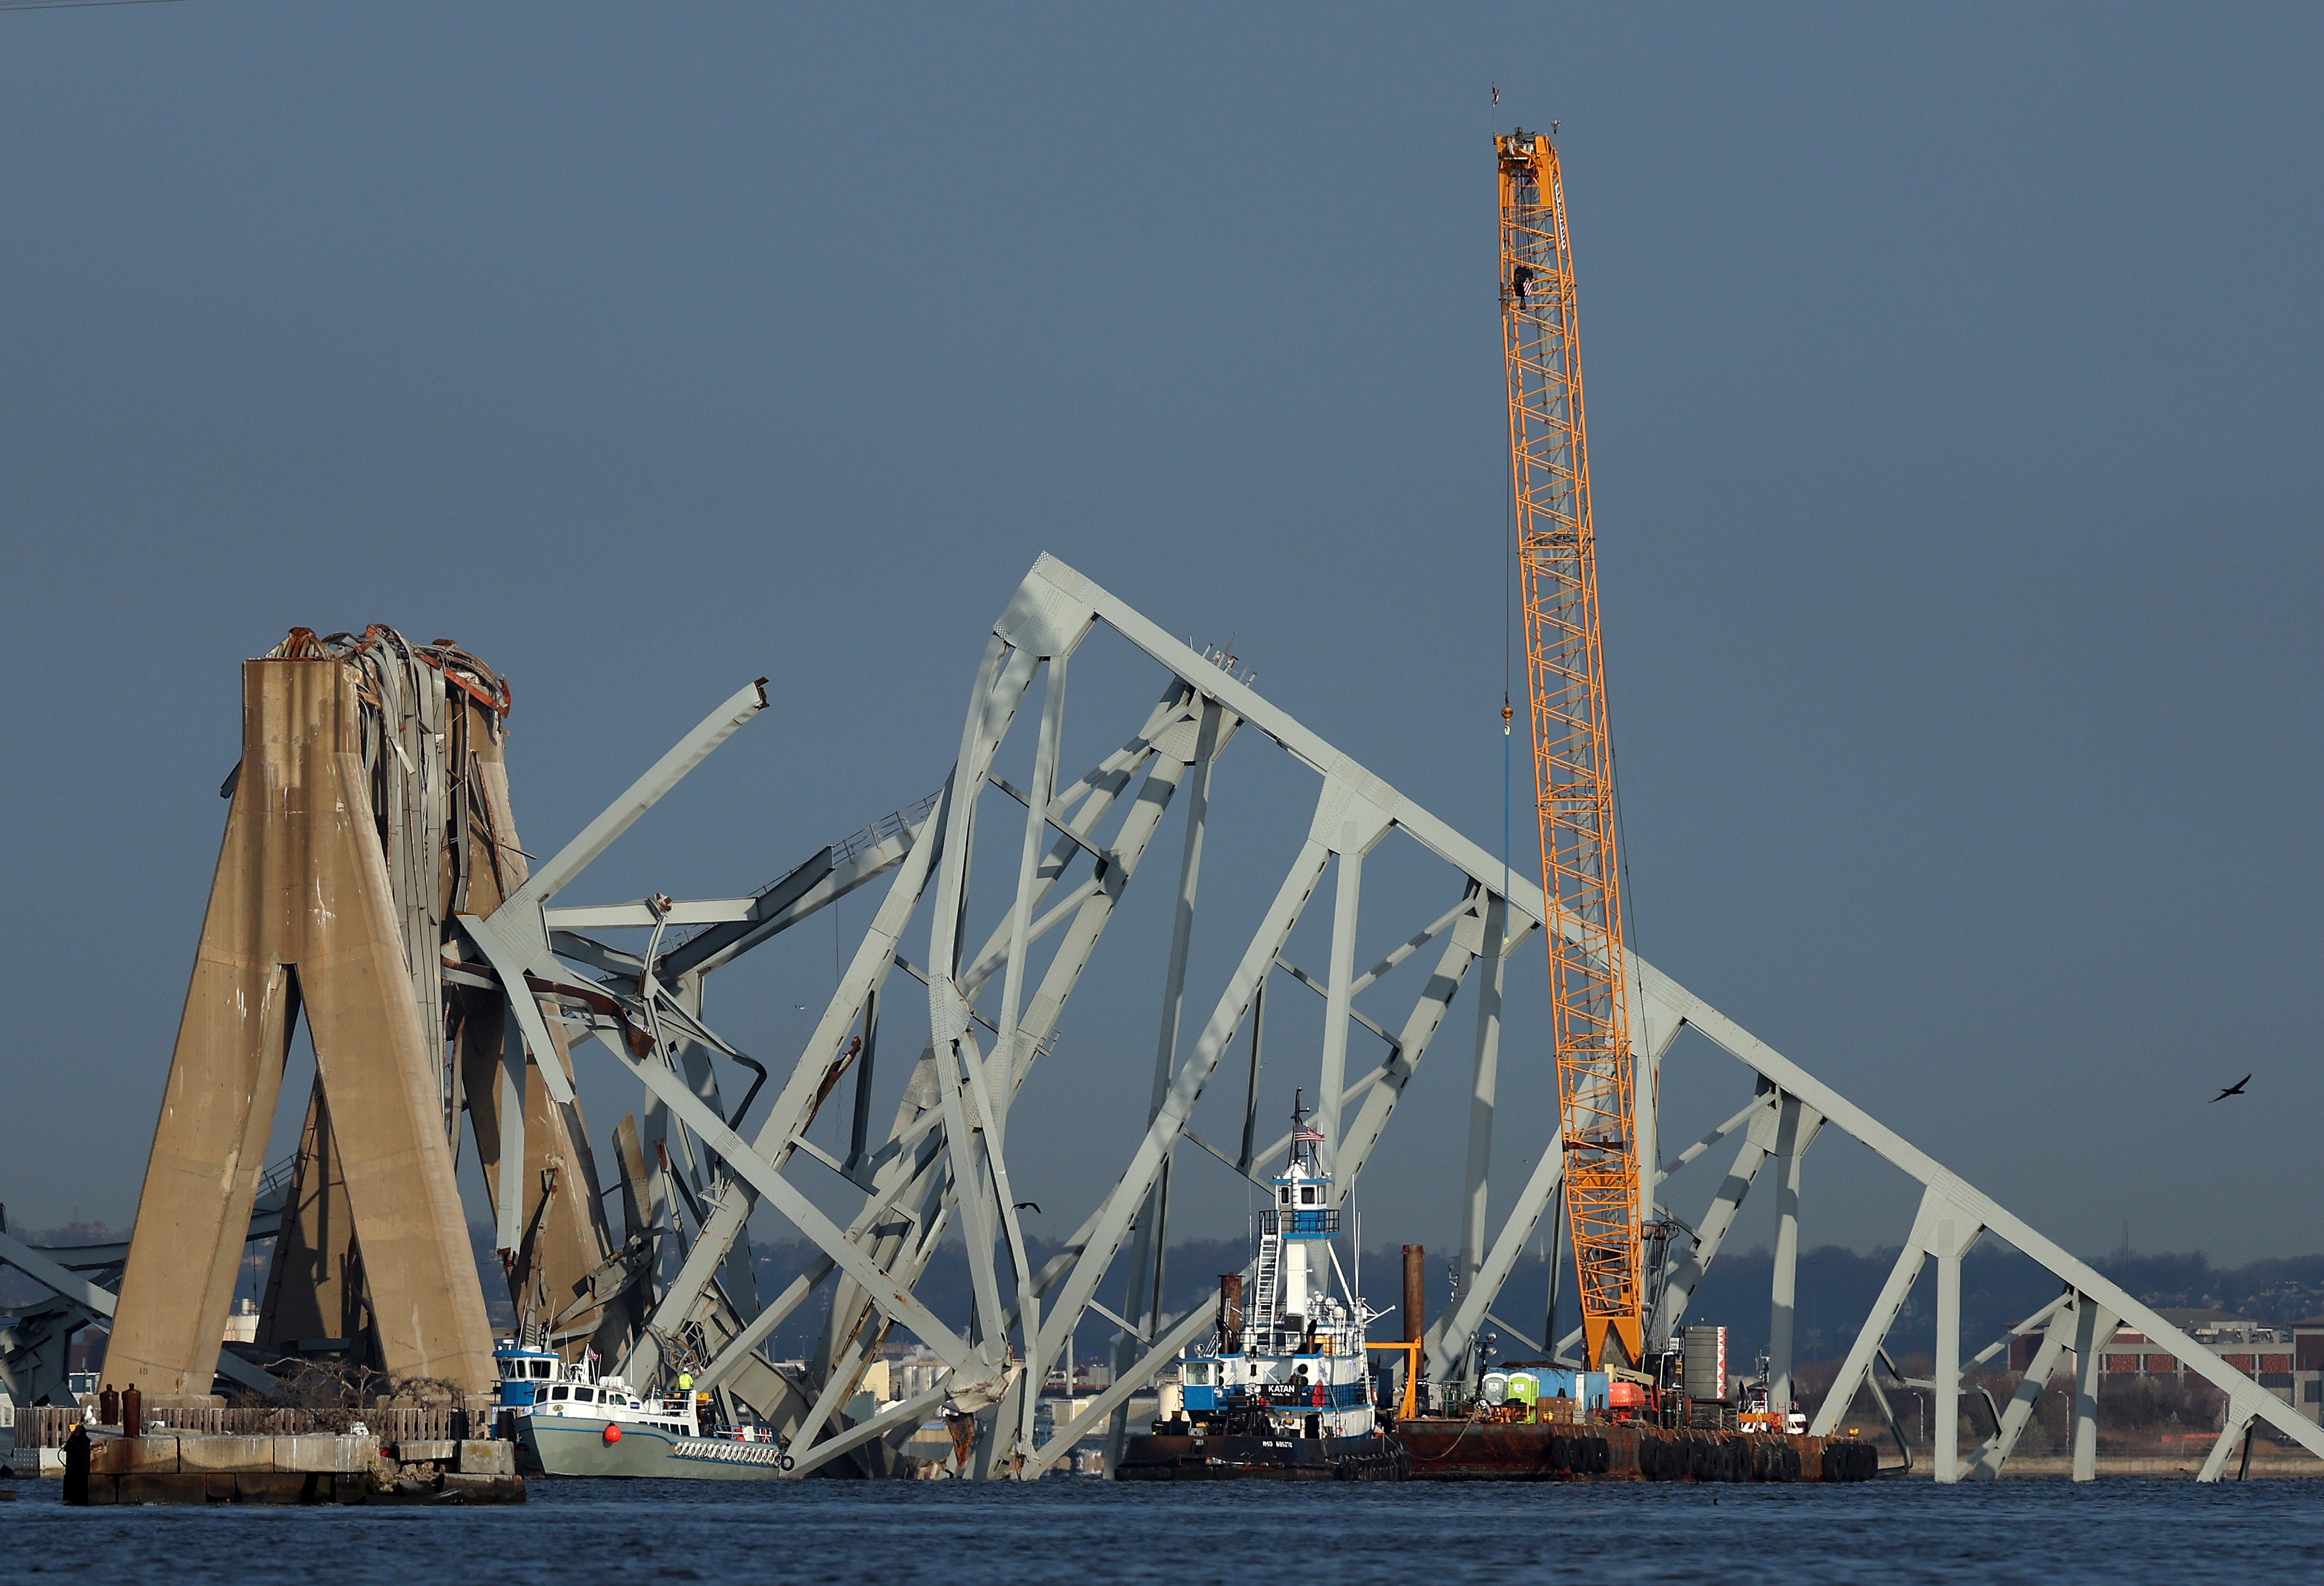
<box><xmin>1117</xmin><ymin>1432</ymin><xmax>1410</xmax><ymax>1482</ymax></box>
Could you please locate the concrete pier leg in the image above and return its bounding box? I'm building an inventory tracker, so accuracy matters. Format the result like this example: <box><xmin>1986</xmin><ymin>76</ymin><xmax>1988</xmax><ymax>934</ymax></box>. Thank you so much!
<box><xmin>110</xmin><ymin>660</ymin><xmax>496</xmax><ymax>1396</ymax></box>
<box><xmin>108</xmin><ymin>955</ymin><xmax>296</xmax><ymax>1398</ymax></box>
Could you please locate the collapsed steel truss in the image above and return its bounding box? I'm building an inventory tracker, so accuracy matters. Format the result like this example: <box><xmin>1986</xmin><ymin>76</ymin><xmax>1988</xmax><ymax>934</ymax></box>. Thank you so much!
<box><xmin>7</xmin><ymin>554</ymin><xmax>2315</xmax><ymax>1483</ymax></box>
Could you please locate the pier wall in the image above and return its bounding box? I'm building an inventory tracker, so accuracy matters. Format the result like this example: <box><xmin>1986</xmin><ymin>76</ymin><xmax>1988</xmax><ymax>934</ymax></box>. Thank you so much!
<box><xmin>32</xmin><ymin>1426</ymin><xmax>524</xmax><ymax>1506</ymax></box>
<box><xmin>13</xmin><ymin>1404</ymin><xmax>488</xmax><ymax>1448</ymax></box>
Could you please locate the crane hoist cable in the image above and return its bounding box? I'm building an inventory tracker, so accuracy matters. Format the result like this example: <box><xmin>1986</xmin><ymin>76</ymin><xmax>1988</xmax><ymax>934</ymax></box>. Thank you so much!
<box><xmin>1497</xmin><ymin>126</ymin><xmax>1646</xmax><ymax>1372</ymax></box>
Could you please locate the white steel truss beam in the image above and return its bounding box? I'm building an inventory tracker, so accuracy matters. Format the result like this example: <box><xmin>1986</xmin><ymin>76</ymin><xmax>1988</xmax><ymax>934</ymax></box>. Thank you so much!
<box><xmin>516</xmin><ymin>557</ymin><xmax>2308</xmax><ymax>1488</ymax></box>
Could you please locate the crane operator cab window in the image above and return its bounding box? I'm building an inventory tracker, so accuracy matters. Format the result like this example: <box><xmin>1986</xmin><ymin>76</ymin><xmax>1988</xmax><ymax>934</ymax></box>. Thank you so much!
<box><xmin>1280</xmin><ymin>1186</ymin><xmax>1295</xmax><ymax>1206</ymax></box>
<box><xmin>1301</xmin><ymin>1185</ymin><xmax>1319</xmax><ymax>1205</ymax></box>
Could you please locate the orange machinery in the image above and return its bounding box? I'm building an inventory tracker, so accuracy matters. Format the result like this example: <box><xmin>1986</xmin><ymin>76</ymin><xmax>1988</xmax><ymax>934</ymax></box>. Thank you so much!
<box><xmin>1497</xmin><ymin>127</ymin><xmax>1646</xmax><ymax>1372</ymax></box>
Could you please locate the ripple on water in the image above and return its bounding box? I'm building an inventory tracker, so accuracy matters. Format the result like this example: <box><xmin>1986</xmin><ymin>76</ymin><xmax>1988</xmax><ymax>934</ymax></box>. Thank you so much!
<box><xmin>0</xmin><ymin>1475</ymin><xmax>2316</xmax><ymax>1586</ymax></box>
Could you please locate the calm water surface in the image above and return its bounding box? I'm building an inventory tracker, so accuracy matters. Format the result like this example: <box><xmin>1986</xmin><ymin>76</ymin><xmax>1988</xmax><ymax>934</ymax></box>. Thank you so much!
<box><xmin>2</xmin><ymin>1475</ymin><xmax>2315</xmax><ymax>1583</ymax></box>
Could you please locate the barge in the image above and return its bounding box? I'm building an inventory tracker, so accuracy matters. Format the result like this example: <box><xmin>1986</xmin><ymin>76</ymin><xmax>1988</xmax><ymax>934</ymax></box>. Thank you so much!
<box><xmin>1396</xmin><ymin>1365</ymin><xmax>1879</xmax><ymax>1482</ymax></box>
<box><xmin>1398</xmin><ymin>1416</ymin><xmax>1879</xmax><ymax>1482</ymax></box>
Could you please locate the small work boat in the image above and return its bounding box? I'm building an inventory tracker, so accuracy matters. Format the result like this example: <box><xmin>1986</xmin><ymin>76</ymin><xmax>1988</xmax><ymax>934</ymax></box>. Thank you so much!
<box><xmin>1117</xmin><ymin>1098</ymin><xmax>1409</xmax><ymax>1482</ymax></box>
<box><xmin>496</xmin><ymin>1342</ymin><xmax>794</xmax><ymax>1479</ymax></box>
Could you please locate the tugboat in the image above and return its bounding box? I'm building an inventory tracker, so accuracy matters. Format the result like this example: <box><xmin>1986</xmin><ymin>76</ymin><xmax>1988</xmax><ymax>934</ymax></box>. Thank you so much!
<box><xmin>496</xmin><ymin>1340</ymin><xmax>795</xmax><ymax>1479</ymax></box>
<box><xmin>1117</xmin><ymin>1096</ymin><xmax>1409</xmax><ymax>1481</ymax></box>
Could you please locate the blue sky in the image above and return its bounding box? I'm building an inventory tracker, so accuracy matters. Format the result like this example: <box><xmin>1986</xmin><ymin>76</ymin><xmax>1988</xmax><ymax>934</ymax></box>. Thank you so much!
<box><xmin>3</xmin><ymin>3</ymin><xmax>2317</xmax><ymax>1265</ymax></box>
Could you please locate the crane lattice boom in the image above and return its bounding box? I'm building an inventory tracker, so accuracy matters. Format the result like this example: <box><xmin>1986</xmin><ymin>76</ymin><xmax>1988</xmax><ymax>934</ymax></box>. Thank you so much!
<box><xmin>1498</xmin><ymin>128</ymin><xmax>1645</xmax><ymax>1371</ymax></box>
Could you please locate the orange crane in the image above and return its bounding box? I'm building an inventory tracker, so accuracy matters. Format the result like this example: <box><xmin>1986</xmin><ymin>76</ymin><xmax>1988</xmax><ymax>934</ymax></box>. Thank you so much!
<box><xmin>1498</xmin><ymin>127</ymin><xmax>1646</xmax><ymax>1372</ymax></box>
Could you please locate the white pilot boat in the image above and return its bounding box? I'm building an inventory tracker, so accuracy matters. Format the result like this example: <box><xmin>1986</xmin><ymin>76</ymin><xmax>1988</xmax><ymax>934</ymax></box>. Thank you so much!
<box><xmin>496</xmin><ymin>1342</ymin><xmax>794</xmax><ymax>1479</ymax></box>
<box><xmin>1117</xmin><ymin>1096</ymin><xmax>1409</xmax><ymax>1481</ymax></box>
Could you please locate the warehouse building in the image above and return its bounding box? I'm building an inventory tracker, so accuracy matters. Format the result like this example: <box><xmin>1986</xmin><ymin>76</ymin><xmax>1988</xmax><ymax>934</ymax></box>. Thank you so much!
<box><xmin>2010</xmin><ymin>1309</ymin><xmax>2324</xmax><ymax>1424</ymax></box>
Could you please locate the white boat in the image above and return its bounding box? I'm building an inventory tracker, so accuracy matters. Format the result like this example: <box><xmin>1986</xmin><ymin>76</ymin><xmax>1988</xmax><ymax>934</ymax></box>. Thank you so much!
<box><xmin>496</xmin><ymin>1342</ymin><xmax>795</xmax><ymax>1479</ymax></box>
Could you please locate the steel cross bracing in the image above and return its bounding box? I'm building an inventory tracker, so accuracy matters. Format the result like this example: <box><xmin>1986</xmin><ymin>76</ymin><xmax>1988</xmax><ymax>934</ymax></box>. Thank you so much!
<box><xmin>1445</xmin><ymin>976</ymin><xmax>2324</xmax><ymax>1481</ymax></box>
<box><xmin>469</xmin><ymin>555</ymin><xmax>1546</xmax><ymax>1475</ymax></box>
<box><xmin>423</xmin><ymin>552</ymin><xmax>2308</xmax><ymax>1484</ymax></box>
<box><xmin>27</xmin><ymin>559</ymin><xmax>2301</xmax><ymax>1481</ymax></box>
<box><xmin>260</xmin><ymin>555</ymin><xmax>2307</xmax><ymax>1482</ymax></box>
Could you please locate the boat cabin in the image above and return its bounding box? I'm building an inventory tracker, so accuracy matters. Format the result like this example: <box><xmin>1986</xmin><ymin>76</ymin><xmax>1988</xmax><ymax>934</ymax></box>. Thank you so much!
<box><xmin>1168</xmin><ymin>1105</ymin><xmax>1382</xmax><ymax>1441</ymax></box>
<box><xmin>493</xmin><ymin>1341</ymin><xmax>698</xmax><ymax>1436</ymax></box>
<box><xmin>492</xmin><ymin>1343</ymin><xmax>561</xmax><ymax>1408</ymax></box>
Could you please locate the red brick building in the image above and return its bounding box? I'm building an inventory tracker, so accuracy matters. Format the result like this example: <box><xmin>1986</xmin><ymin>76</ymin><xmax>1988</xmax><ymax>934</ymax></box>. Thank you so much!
<box><xmin>2003</xmin><ymin>1308</ymin><xmax>2323</xmax><ymax>1424</ymax></box>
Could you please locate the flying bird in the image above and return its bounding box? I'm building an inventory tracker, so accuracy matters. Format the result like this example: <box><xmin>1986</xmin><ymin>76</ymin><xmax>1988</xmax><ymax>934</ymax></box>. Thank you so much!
<box><xmin>2210</xmin><ymin>1074</ymin><xmax>2251</xmax><ymax>1102</ymax></box>
<box><xmin>1013</xmin><ymin>1200</ymin><xmax>1042</xmax><ymax>1214</ymax></box>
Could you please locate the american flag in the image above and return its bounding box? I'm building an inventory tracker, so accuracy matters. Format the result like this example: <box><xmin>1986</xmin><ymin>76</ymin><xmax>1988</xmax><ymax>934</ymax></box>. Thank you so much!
<box><xmin>1491</xmin><ymin>83</ymin><xmax>1499</xmax><ymax>106</ymax></box>
<box><xmin>1294</xmin><ymin>1125</ymin><xmax>1326</xmax><ymax>1145</ymax></box>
